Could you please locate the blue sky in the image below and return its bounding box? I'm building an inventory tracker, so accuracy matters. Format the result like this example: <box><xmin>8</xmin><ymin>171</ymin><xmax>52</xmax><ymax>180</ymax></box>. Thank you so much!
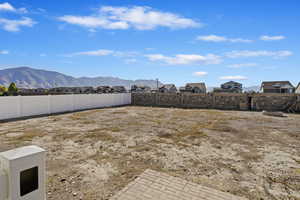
<box><xmin>0</xmin><ymin>0</ymin><xmax>299</xmax><ymax>87</ymax></box>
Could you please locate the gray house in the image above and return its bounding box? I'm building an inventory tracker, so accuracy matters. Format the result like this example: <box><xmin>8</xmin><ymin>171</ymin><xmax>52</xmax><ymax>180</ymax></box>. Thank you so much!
<box><xmin>112</xmin><ymin>86</ymin><xmax>126</xmax><ymax>93</ymax></box>
<box><xmin>159</xmin><ymin>84</ymin><xmax>177</xmax><ymax>93</ymax></box>
<box><xmin>131</xmin><ymin>85</ymin><xmax>151</xmax><ymax>93</ymax></box>
<box><xmin>49</xmin><ymin>87</ymin><xmax>94</xmax><ymax>94</ymax></box>
<box><xmin>219</xmin><ymin>81</ymin><xmax>243</xmax><ymax>93</ymax></box>
<box><xmin>18</xmin><ymin>88</ymin><xmax>48</xmax><ymax>95</ymax></box>
<box><xmin>181</xmin><ymin>83</ymin><xmax>206</xmax><ymax>93</ymax></box>
<box><xmin>260</xmin><ymin>81</ymin><xmax>294</xmax><ymax>93</ymax></box>
<box><xmin>96</xmin><ymin>86</ymin><xmax>112</xmax><ymax>93</ymax></box>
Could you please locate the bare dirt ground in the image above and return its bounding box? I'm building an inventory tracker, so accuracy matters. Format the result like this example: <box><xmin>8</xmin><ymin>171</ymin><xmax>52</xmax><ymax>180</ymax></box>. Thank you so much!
<box><xmin>0</xmin><ymin>106</ymin><xmax>299</xmax><ymax>200</ymax></box>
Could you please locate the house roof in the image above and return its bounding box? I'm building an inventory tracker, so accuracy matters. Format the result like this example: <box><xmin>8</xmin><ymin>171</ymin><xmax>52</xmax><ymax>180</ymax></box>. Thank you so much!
<box><xmin>222</xmin><ymin>81</ymin><xmax>242</xmax><ymax>85</ymax></box>
<box><xmin>261</xmin><ymin>81</ymin><xmax>294</xmax><ymax>90</ymax></box>
<box><xmin>112</xmin><ymin>86</ymin><xmax>125</xmax><ymax>88</ymax></box>
<box><xmin>97</xmin><ymin>86</ymin><xmax>110</xmax><ymax>88</ymax></box>
<box><xmin>186</xmin><ymin>83</ymin><xmax>206</xmax><ymax>90</ymax></box>
<box><xmin>296</xmin><ymin>82</ymin><xmax>300</xmax><ymax>90</ymax></box>
<box><xmin>132</xmin><ymin>85</ymin><xmax>150</xmax><ymax>88</ymax></box>
<box><xmin>160</xmin><ymin>84</ymin><xmax>176</xmax><ymax>90</ymax></box>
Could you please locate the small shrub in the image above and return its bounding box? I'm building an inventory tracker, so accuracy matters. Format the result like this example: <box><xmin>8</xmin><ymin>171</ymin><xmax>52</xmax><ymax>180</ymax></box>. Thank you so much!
<box><xmin>8</xmin><ymin>82</ymin><xmax>18</xmax><ymax>96</ymax></box>
<box><xmin>0</xmin><ymin>85</ymin><xmax>7</xmax><ymax>96</ymax></box>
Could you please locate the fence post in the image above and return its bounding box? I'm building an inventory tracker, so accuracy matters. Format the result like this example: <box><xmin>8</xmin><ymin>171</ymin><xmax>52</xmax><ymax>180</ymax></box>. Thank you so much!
<box><xmin>48</xmin><ymin>95</ymin><xmax>51</xmax><ymax>114</ymax></box>
<box><xmin>89</xmin><ymin>94</ymin><xmax>92</xmax><ymax>109</ymax></box>
<box><xmin>18</xmin><ymin>95</ymin><xmax>22</xmax><ymax>118</ymax></box>
<box><xmin>71</xmin><ymin>94</ymin><xmax>75</xmax><ymax>111</ymax></box>
<box><xmin>181</xmin><ymin>93</ymin><xmax>184</xmax><ymax>108</ymax></box>
<box><xmin>212</xmin><ymin>93</ymin><xmax>216</xmax><ymax>109</ymax></box>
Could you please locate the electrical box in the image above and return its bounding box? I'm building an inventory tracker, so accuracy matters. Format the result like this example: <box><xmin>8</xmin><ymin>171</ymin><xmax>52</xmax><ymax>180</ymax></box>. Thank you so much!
<box><xmin>0</xmin><ymin>146</ymin><xmax>46</xmax><ymax>200</ymax></box>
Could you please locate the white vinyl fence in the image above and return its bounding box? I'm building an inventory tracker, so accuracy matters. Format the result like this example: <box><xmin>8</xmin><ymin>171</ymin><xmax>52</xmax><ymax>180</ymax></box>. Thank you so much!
<box><xmin>0</xmin><ymin>93</ymin><xmax>131</xmax><ymax>121</ymax></box>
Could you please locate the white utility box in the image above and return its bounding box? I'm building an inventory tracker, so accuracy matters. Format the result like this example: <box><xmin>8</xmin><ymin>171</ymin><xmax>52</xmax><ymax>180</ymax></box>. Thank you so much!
<box><xmin>0</xmin><ymin>146</ymin><xmax>46</xmax><ymax>200</ymax></box>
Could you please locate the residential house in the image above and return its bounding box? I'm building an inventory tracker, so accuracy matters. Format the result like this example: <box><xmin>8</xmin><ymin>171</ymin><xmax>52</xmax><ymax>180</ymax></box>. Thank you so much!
<box><xmin>260</xmin><ymin>81</ymin><xmax>295</xmax><ymax>93</ymax></box>
<box><xmin>131</xmin><ymin>85</ymin><xmax>151</xmax><ymax>93</ymax></box>
<box><xmin>159</xmin><ymin>84</ymin><xmax>177</xmax><ymax>93</ymax></box>
<box><xmin>78</xmin><ymin>87</ymin><xmax>94</xmax><ymax>94</ymax></box>
<box><xmin>181</xmin><ymin>83</ymin><xmax>206</xmax><ymax>93</ymax></box>
<box><xmin>151</xmin><ymin>89</ymin><xmax>158</xmax><ymax>93</ymax></box>
<box><xmin>179</xmin><ymin>87</ymin><xmax>186</xmax><ymax>93</ymax></box>
<box><xmin>96</xmin><ymin>86</ymin><xmax>112</xmax><ymax>93</ymax></box>
<box><xmin>295</xmin><ymin>83</ymin><xmax>300</xmax><ymax>94</ymax></box>
<box><xmin>18</xmin><ymin>88</ymin><xmax>48</xmax><ymax>95</ymax></box>
<box><xmin>221</xmin><ymin>81</ymin><xmax>243</xmax><ymax>93</ymax></box>
<box><xmin>49</xmin><ymin>87</ymin><xmax>94</xmax><ymax>94</ymax></box>
<box><xmin>112</xmin><ymin>86</ymin><xmax>126</xmax><ymax>93</ymax></box>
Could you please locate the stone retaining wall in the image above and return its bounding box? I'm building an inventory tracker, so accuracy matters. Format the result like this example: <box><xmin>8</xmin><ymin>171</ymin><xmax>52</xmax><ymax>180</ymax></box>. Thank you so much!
<box><xmin>251</xmin><ymin>93</ymin><xmax>296</xmax><ymax>111</ymax></box>
<box><xmin>132</xmin><ymin>93</ymin><xmax>300</xmax><ymax>112</ymax></box>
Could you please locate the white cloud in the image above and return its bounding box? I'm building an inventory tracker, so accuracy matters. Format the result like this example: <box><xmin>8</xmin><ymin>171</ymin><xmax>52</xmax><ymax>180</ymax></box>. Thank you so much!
<box><xmin>0</xmin><ymin>2</ymin><xmax>15</xmax><ymax>11</ymax></box>
<box><xmin>228</xmin><ymin>63</ymin><xmax>258</xmax><ymax>68</ymax></box>
<box><xmin>40</xmin><ymin>53</ymin><xmax>46</xmax><ymax>57</ymax></box>
<box><xmin>66</xmin><ymin>49</ymin><xmax>139</xmax><ymax>58</ymax></box>
<box><xmin>193</xmin><ymin>71</ymin><xmax>207</xmax><ymax>76</ymax></box>
<box><xmin>59</xmin><ymin>6</ymin><xmax>201</xmax><ymax>30</ymax></box>
<box><xmin>260</xmin><ymin>35</ymin><xmax>285</xmax><ymax>41</ymax></box>
<box><xmin>113</xmin><ymin>51</ymin><xmax>139</xmax><ymax>57</ymax></box>
<box><xmin>67</xmin><ymin>49</ymin><xmax>114</xmax><ymax>57</ymax></box>
<box><xmin>58</xmin><ymin>16</ymin><xmax>129</xmax><ymax>30</ymax></box>
<box><xmin>225</xmin><ymin>50</ymin><xmax>292</xmax><ymax>58</ymax></box>
<box><xmin>219</xmin><ymin>75</ymin><xmax>247</xmax><ymax>80</ymax></box>
<box><xmin>146</xmin><ymin>53</ymin><xmax>221</xmax><ymax>65</ymax></box>
<box><xmin>0</xmin><ymin>17</ymin><xmax>36</xmax><ymax>32</ymax></box>
<box><xmin>197</xmin><ymin>35</ymin><xmax>226</xmax><ymax>42</ymax></box>
<box><xmin>0</xmin><ymin>2</ymin><xmax>28</xmax><ymax>13</ymax></box>
<box><xmin>17</xmin><ymin>7</ymin><xmax>28</xmax><ymax>14</ymax></box>
<box><xmin>197</xmin><ymin>35</ymin><xmax>252</xmax><ymax>43</ymax></box>
<box><xmin>0</xmin><ymin>50</ymin><xmax>9</xmax><ymax>54</ymax></box>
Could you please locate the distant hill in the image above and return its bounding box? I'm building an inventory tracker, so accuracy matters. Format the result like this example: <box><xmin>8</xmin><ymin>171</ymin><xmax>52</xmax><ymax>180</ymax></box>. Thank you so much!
<box><xmin>0</xmin><ymin>67</ymin><xmax>163</xmax><ymax>89</ymax></box>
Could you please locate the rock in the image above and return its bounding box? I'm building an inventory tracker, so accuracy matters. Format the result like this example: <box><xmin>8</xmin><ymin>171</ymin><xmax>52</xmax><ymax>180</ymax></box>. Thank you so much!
<box><xmin>60</xmin><ymin>178</ymin><xmax>66</xmax><ymax>182</ymax></box>
<box><xmin>125</xmin><ymin>139</ymin><xmax>136</xmax><ymax>147</ymax></box>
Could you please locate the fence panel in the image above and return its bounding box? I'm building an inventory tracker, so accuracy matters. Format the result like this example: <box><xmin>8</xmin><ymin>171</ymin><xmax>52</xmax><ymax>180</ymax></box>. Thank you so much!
<box><xmin>0</xmin><ymin>96</ymin><xmax>20</xmax><ymax>120</ymax></box>
<box><xmin>21</xmin><ymin>96</ymin><xmax>49</xmax><ymax>117</ymax></box>
<box><xmin>50</xmin><ymin>95</ymin><xmax>74</xmax><ymax>113</ymax></box>
<box><xmin>74</xmin><ymin>94</ymin><xmax>90</xmax><ymax>110</ymax></box>
<box><xmin>0</xmin><ymin>93</ymin><xmax>131</xmax><ymax>121</ymax></box>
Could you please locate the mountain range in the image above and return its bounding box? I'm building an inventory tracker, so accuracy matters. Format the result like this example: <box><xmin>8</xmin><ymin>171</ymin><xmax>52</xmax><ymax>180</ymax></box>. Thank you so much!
<box><xmin>0</xmin><ymin>67</ymin><xmax>163</xmax><ymax>89</ymax></box>
<box><xmin>0</xmin><ymin>67</ymin><xmax>261</xmax><ymax>91</ymax></box>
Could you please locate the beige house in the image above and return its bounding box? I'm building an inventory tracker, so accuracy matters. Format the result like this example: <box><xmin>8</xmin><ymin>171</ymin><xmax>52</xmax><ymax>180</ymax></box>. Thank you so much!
<box><xmin>295</xmin><ymin>83</ymin><xmax>300</xmax><ymax>94</ymax></box>
<box><xmin>159</xmin><ymin>84</ymin><xmax>177</xmax><ymax>93</ymax></box>
<box><xmin>260</xmin><ymin>81</ymin><xmax>294</xmax><ymax>93</ymax></box>
<box><xmin>180</xmin><ymin>83</ymin><xmax>206</xmax><ymax>93</ymax></box>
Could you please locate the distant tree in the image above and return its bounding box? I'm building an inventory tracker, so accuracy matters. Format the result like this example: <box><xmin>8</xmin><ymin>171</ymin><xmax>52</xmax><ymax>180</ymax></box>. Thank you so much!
<box><xmin>8</xmin><ymin>82</ymin><xmax>18</xmax><ymax>96</ymax></box>
<box><xmin>0</xmin><ymin>85</ymin><xmax>7</xmax><ymax>96</ymax></box>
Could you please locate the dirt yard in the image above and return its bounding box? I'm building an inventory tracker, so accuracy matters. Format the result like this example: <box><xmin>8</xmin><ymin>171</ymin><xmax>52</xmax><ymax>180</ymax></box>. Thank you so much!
<box><xmin>0</xmin><ymin>106</ymin><xmax>299</xmax><ymax>200</ymax></box>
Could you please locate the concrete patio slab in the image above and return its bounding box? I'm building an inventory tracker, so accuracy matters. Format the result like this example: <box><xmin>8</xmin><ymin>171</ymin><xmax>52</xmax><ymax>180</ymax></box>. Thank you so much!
<box><xmin>110</xmin><ymin>169</ymin><xmax>248</xmax><ymax>200</ymax></box>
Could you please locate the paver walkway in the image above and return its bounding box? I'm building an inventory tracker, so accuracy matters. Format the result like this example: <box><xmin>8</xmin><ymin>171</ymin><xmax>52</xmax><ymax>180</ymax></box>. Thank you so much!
<box><xmin>110</xmin><ymin>169</ymin><xmax>248</xmax><ymax>200</ymax></box>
